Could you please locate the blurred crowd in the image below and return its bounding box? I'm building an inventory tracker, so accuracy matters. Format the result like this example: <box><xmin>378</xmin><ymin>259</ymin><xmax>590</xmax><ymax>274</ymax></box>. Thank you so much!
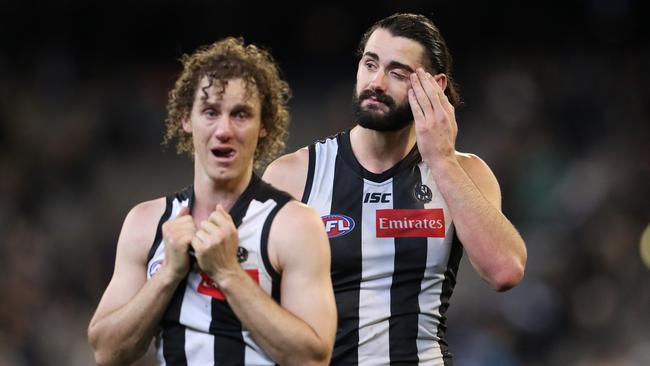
<box><xmin>1</xmin><ymin>2</ymin><xmax>648</xmax><ymax>365</ymax></box>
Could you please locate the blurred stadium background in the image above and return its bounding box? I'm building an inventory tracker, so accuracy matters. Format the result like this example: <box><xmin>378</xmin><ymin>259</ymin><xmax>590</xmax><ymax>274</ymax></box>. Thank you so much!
<box><xmin>1</xmin><ymin>1</ymin><xmax>648</xmax><ymax>365</ymax></box>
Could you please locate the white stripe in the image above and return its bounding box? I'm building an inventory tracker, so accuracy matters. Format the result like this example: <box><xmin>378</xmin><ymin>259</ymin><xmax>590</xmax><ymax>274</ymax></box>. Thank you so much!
<box><xmin>243</xmin><ymin>331</ymin><xmax>275</xmax><ymax>365</ymax></box>
<box><xmin>239</xmin><ymin>199</ymin><xmax>276</xmax><ymax>297</ymax></box>
<box><xmin>184</xmin><ymin>328</ymin><xmax>215</xmax><ymax>365</ymax></box>
<box><xmin>416</xmin><ymin>162</ymin><xmax>453</xmax><ymax>365</ymax></box>
<box><xmin>155</xmin><ymin>334</ymin><xmax>166</xmax><ymax>365</ymax></box>
<box><xmin>358</xmin><ymin>178</ymin><xmax>394</xmax><ymax>365</ymax></box>
<box><xmin>180</xmin><ymin>271</ymin><xmax>213</xmax><ymax>332</ymax></box>
<box><xmin>307</xmin><ymin>139</ymin><xmax>337</xmax><ymax>216</ymax></box>
<box><xmin>148</xmin><ymin>198</ymin><xmax>189</xmax><ymax>280</ymax></box>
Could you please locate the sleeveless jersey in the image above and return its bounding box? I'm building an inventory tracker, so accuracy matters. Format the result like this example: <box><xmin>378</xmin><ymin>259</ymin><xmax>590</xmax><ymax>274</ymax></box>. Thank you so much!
<box><xmin>303</xmin><ymin>131</ymin><xmax>462</xmax><ymax>366</ymax></box>
<box><xmin>146</xmin><ymin>174</ymin><xmax>291</xmax><ymax>366</ymax></box>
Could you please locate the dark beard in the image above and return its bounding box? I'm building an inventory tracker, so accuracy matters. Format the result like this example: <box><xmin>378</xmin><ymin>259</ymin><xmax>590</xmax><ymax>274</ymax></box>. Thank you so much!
<box><xmin>352</xmin><ymin>88</ymin><xmax>413</xmax><ymax>132</ymax></box>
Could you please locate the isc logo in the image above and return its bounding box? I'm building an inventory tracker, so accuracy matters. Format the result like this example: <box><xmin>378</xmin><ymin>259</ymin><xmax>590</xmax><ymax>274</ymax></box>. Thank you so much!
<box><xmin>321</xmin><ymin>214</ymin><xmax>355</xmax><ymax>238</ymax></box>
<box><xmin>364</xmin><ymin>192</ymin><xmax>391</xmax><ymax>203</ymax></box>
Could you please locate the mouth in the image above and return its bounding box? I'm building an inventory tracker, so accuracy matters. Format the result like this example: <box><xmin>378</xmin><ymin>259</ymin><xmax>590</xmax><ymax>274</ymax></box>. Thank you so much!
<box><xmin>362</xmin><ymin>97</ymin><xmax>388</xmax><ymax>110</ymax></box>
<box><xmin>211</xmin><ymin>147</ymin><xmax>236</xmax><ymax>160</ymax></box>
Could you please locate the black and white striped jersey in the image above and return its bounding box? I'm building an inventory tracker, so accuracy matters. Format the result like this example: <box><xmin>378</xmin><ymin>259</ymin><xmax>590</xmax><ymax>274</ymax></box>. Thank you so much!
<box><xmin>146</xmin><ymin>174</ymin><xmax>291</xmax><ymax>366</ymax></box>
<box><xmin>303</xmin><ymin>131</ymin><xmax>462</xmax><ymax>366</ymax></box>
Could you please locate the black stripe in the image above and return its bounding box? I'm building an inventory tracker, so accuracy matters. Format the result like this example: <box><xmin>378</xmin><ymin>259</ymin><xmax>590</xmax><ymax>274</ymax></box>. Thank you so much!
<box><xmin>229</xmin><ymin>174</ymin><xmax>261</xmax><ymax>226</ymax></box>
<box><xmin>210</xmin><ymin>174</ymin><xmax>292</xmax><ymax>365</ymax></box>
<box><xmin>211</xmin><ymin>296</ymin><xmax>245</xmax><ymax>365</ymax></box>
<box><xmin>337</xmin><ymin>130</ymin><xmax>420</xmax><ymax>183</ymax></box>
<box><xmin>389</xmin><ymin>165</ymin><xmax>428</xmax><ymax>364</ymax></box>
<box><xmin>256</xmin><ymin>174</ymin><xmax>293</xmax><ymax>301</ymax></box>
<box><xmin>329</xmin><ymin>137</ymin><xmax>364</xmax><ymax>365</ymax></box>
<box><xmin>210</xmin><ymin>175</ymin><xmax>260</xmax><ymax>366</ymax></box>
<box><xmin>260</xmin><ymin>202</ymin><xmax>285</xmax><ymax>302</ymax></box>
<box><xmin>146</xmin><ymin>195</ymin><xmax>174</xmax><ymax>263</ymax></box>
<box><xmin>438</xmin><ymin>232</ymin><xmax>462</xmax><ymax>364</ymax></box>
<box><xmin>301</xmin><ymin>144</ymin><xmax>316</xmax><ymax>203</ymax></box>
<box><xmin>157</xmin><ymin>188</ymin><xmax>191</xmax><ymax>364</ymax></box>
<box><xmin>161</xmin><ymin>277</ymin><xmax>188</xmax><ymax>365</ymax></box>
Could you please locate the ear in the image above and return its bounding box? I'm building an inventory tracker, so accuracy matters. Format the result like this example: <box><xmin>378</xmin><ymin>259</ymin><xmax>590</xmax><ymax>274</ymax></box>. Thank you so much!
<box><xmin>181</xmin><ymin>114</ymin><xmax>192</xmax><ymax>133</ymax></box>
<box><xmin>433</xmin><ymin>73</ymin><xmax>448</xmax><ymax>91</ymax></box>
<box><xmin>259</xmin><ymin>124</ymin><xmax>267</xmax><ymax>138</ymax></box>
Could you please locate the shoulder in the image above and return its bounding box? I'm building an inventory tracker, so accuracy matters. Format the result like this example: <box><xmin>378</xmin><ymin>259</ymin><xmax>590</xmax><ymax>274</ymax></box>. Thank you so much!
<box><xmin>124</xmin><ymin>197</ymin><xmax>168</xmax><ymax>232</ymax></box>
<box><xmin>455</xmin><ymin>151</ymin><xmax>502</xmax><ymax>209</ymax></box>
<box><xmin>455</xmin><ymin>152</ymin><xmax>492</xmax><ymax>176</ymax></box>
<box><xmin>262</xmin><ymin>147</ymin><xmax>310</xmax><ymax>200</ymax></box>
<box><xmin>268</xmin><ymin>200</ymin><xmax>329</xmax><ymax>271</ymax></box>
<box><xmin>117</xmin><ymin>197</ymin><xmax>168</xmax><ymax>263</ymax></box>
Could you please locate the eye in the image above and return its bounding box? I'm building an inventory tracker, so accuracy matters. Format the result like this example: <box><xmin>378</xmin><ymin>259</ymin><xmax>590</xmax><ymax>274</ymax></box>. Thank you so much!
<box><xmin>365</xmin><ymin>61</ymin><xmax>378</xmax><ymax>71</ymax></box>
<box><xmin>390</xmin><ymin>71</ymin><xmax>408</xmax><ymax>80</ymax></box>
<box><xmin>233</xmin><ymin>110</ymin><xmax>251</xmax><ymax>120</ymax></box>
<box><xmin>203</xmin><ymin>108</ymin><xmax>218</xmax><ymax>118</ymax></box>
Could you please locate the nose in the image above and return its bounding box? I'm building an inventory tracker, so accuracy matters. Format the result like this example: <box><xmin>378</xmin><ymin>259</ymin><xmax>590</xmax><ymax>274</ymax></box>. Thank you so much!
<box><xmin>368</xmin><ymin>70</ymin><xmax>388</xmax><ymax>92</ymax></box>
<box><xmin>214</xmin><ymin>116</ymin><xmax>234</xmax><ymax>141</ymax></box>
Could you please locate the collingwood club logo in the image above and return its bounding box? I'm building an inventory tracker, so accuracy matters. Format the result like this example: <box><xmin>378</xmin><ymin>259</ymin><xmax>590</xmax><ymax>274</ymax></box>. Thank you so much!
<box><xmin>413</xmin><ymin>183</ymin><xmax>432</xmax><ymax>203</ymax></box>
<box><xmin>237</xmin><ymin>246</ymin><xmax>248</xmax><ymax>263</ymax></box>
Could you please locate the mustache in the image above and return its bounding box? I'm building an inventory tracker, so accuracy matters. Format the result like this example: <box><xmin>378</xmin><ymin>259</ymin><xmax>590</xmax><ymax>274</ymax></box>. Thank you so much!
<box><xmin>358</xmin><ymin>90</ymin><xmax>395</xmax><ymax>108</ymax></box>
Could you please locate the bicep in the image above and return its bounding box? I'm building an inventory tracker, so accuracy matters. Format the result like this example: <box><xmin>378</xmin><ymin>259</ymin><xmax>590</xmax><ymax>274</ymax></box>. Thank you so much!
<box><xmin>91</xmin><ymin>200</ymin><xmax>162</xmax><ymax>322</ymax></box>
<box><xmin>459</xmin><ymin>153</ymin><xmax>502</xmax><ymax>210</ymax></box>
<box><xmin>270</xmin><ymin>203</ymin><xmax>336</xmax><ymax>339</ymax></box>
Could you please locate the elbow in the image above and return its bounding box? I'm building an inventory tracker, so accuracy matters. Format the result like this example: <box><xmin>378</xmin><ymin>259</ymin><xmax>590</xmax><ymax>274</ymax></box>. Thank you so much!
<box><xmin>87</xmin><ymin>323</ymin><xmax>134</xmax><ymax>366</ymax></box>
<box><xmin>489</xmin><ymin>259</ymin><xmax>526</xmax><ymax>292</ymax></box>
<box><xmin>88</xmin><ymin>336</ymin><xmax>115</xmax><ymax>366</ymax></box>
<box><xmin>93</xmin><ymin>352</ymin><xmax>117</xmax><ymax>366</ymax></box>
<box><xmin>90</xmin><ymin>345</ymin><xmax>131</xmax><ymax>366</ymax></box>
<box><xmin>88</xmin><ymin>322</ymin><xmax>102</xmax><ymax>360</ymax></box>
<box><xmin>282</xmin><ymin>341</ymin><xmax>332</xmax><ymax>366</ymax></box>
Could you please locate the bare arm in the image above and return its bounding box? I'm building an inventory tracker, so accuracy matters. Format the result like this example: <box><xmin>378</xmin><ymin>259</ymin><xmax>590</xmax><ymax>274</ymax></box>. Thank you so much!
<box><xmin>88</xmin><ymin>200</ymin><xmax>194</xmax><ymax>365</ymax></box>
<box><xmin>409</xmin><ymin>68</ymin><xmax>527</xmax><ymax>291</ymax></box>
<box><xmin>436</xmin><ymin>153</ymin><xmax>526</xmax><ymax>291</ymax></box>
<box><xmin>262</xmin><ymin>147</ymin><xmax>309</xmax><ymax>199</ymax></box>
<box><xmin>193</xmin><ymin>202</ymin><xmax>336</xmax><ymax>365</ymax></box>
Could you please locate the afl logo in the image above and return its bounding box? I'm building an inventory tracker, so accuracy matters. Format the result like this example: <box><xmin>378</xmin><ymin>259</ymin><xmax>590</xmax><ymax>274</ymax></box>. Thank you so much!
<box><xmin>321</xmin><ymin>214</ymin><xmax>355</xmax><ymax>238</ymax></box>
<box><xmin>148</xmin><ymin>259</ymin><xmax>163</xmax><ymax>278</ymax></box>
<box><xmin>413</xmin><ymin>183</ymin><xmax>433</xmax><ymax>203</ymax></box>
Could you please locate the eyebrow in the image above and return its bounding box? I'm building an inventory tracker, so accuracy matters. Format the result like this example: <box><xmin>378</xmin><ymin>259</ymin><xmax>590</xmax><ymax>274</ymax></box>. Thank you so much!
<box><xmin>363</xmin><ymin>51</ymin><xmax>415</xmax><ymax>74</ymax></box>
<box><xmin>230</xmin><ymin>104</ymin><xmax>255</xmax><ymax>115</ymax></box>
<box><xmin>198</xmin><ymin>100</ymin><xmax>255</xmax><ymax>112</ymax></box>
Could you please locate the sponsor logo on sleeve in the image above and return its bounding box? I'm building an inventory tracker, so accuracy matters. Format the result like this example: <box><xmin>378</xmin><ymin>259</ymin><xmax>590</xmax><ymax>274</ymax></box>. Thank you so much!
<box><xmin>321</xmin><ymin>214</ymin><xmax>355</xmax><ymax>238</ymax></box>
<box><xmin>376</xmin><ymin>209</ymin><xmax>445</xmax><ymax>238</ymax></box>
<box><xmin>197</xmin><ymin>269</ymin><xmax>259</xmax><ymax>300</ymax></box>
<box><xmin>147</xmin><ymin>259</ymin><xmax>163</xmax><ymax>278</ymax></box>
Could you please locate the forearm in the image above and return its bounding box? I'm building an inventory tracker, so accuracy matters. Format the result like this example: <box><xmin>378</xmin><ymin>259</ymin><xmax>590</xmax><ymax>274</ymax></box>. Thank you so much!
<box><xmin>219</xmin><ymin>270</ymin><xmax>331</xmax><ymax>365</ymax></box>
<box><xmin>431</xmin><ymin>158</ymin><xmax>526</xmax><ymax>290</ymax></box>
<box><xmin>88</xmin><ymin>271</ymin><xmax>182</xmax><ymax>365</ymax></box>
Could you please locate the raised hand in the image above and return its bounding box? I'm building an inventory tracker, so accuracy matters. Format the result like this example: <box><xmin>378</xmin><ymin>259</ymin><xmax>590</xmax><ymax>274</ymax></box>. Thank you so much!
<box><xmin>407</xmin><ymin>67</ymin><xmax>458</xmax><ymax>168</ymax></box>
<box><xmin>160</xmin><ymin>206</ymin><xmax>195</xmax><ymax>279</ymax></box>
<box><xmin>191</xmin><ymin>204</ymin><xmax>241</xmax><ymax>283</ymax></box>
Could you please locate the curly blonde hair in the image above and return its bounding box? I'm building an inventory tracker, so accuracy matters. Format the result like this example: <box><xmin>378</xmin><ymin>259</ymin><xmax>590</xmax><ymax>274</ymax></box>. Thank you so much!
<box><xmin>163</xmin><ymin>37</ymin><xmax>291</xmax><ymax>170</ymax></box>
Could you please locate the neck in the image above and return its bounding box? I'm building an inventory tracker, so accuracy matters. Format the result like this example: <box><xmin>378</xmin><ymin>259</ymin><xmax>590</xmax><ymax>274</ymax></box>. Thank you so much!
<box><xmin>350</xmin><ymin>124</ymin><xmax>416</xmax><ymax>174</ymax></box>
<box><xmin>191</xmin><ymin>165</ymin><xmax>253</xmax><ymax>223</ymax></box>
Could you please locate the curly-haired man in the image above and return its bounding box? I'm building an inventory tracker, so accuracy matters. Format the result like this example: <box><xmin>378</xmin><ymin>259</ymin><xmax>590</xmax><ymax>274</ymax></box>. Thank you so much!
<box><xmin>88</xmin><ymin>37</ymin><xmax>336</xmax><ymax>366</ymax></box>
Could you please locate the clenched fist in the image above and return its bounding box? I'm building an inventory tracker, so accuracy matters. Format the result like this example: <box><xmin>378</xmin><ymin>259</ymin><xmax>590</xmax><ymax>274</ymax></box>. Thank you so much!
<box><xmin>161</xmin><ymin>206</ymin><xmax>195</xmax><ymax>280</ymax></box>
<box><xmin>192</xmin><ymin>204</ymin><xmax>241</xmax><ymax>285</ymax></box>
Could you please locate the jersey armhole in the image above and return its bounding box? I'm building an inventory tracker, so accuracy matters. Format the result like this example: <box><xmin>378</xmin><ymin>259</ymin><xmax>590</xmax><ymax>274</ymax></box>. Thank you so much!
<box><xmin>260</xmin><ymin>202</ymin><xmax>286</xmax><ymax>302</ymax></box>
<box><xmin>300</xmin><ymin>144</ymin><xmax>316</xmax><ymax>204</ymax></box>
<box><xmin>146</xmin><ymin>195</ymin><xmax>174</xmax><ymax>263</ymax></box>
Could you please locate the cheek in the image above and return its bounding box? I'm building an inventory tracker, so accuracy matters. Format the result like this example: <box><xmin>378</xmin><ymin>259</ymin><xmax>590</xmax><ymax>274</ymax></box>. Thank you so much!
<box><xmin>391</xmin><ymin>85</ymin><xmax>410</xmax><ymax>104</ymax></box>
<box><xmin>356</xmin><ymin>68</ymin><xmax>370</xmax><ymax>90</ymax></box>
